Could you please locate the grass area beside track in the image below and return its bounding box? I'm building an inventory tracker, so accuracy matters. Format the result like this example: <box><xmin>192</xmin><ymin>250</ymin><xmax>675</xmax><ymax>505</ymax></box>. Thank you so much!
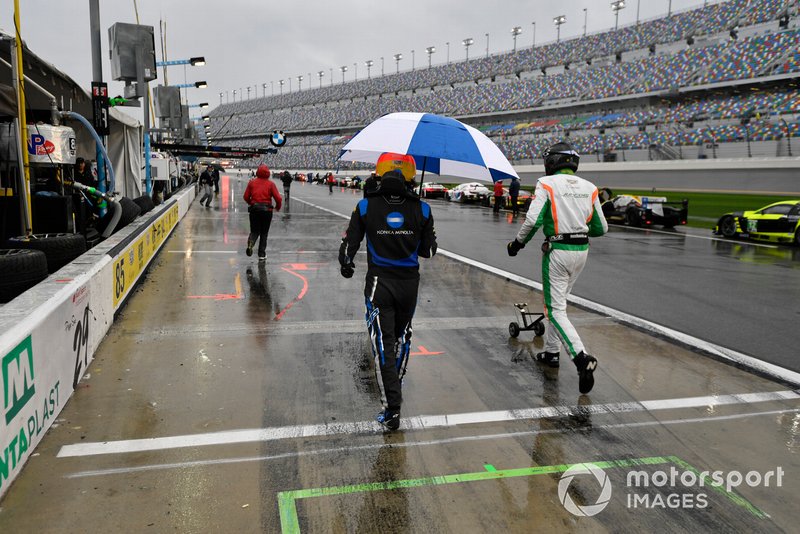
<box><xmin>439</xmin><ymin>182</ymin><xmax>795</xmax><ymax>229</ymax></box>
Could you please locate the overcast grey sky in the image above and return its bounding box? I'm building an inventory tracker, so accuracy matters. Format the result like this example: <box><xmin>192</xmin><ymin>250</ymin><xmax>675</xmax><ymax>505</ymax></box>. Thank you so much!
<box><xmin>3</xmin><ymin>0</ymin><xmax>708</xmax><ymax>120</ymax></box>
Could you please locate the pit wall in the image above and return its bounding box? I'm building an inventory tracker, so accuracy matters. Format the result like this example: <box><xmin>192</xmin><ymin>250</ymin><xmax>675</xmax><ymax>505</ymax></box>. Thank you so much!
<box><xmin>0</xmin><ymin>185</ymin><xmax>196</xmax><ymax>499</ymax></box>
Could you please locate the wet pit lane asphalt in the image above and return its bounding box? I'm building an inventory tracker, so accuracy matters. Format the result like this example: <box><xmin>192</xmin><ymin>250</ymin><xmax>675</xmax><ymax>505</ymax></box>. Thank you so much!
<box><xmin>0</xmin><ymin>172</ymin><xmax>798</xmax><ymax>533</ymax></box>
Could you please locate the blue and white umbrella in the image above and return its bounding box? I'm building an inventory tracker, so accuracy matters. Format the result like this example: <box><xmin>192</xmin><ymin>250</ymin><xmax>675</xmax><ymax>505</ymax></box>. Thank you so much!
<box><xmin>337</xmin><ymin>112</ymin><xmax>518</xmax><ymax>182</ymax></box>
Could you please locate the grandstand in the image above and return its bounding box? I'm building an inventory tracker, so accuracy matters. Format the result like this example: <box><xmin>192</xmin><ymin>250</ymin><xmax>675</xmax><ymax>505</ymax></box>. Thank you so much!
<box><xmin>208</xmin><ymin>0</ymin><xmax>799</xmax><ymax>169</ymax></box>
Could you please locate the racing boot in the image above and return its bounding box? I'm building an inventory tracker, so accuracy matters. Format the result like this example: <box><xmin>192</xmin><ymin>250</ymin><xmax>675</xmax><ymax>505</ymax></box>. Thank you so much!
<box><xmin>376</xmin><ymin>409</ymin><xmax>401</xmax><ymax>431</ymax></box>
<box><xmin>535</xmin><ymin>351</ymin><xmax>560</xmax><ymax>368</ymax></box>
<box><xmin>573</xmin><ymin>352</ymin><xmax>598</xmax><ymax>394</ymax></box>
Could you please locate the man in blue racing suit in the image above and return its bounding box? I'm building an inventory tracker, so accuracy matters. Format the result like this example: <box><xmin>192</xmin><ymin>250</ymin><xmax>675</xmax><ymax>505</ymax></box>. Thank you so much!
<box><xmin>339</xmin><ymin>153</ymin><xmax>437</xmax><ymax>431</ymax></box>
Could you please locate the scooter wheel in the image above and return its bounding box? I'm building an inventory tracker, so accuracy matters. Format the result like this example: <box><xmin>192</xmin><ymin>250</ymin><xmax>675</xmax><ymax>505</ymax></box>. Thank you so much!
<box><xmin>508</xmin><ymin>322</ymin><xmax>521</xmax><ymax>338</ymax></box>
<box><xmin>533</xmin><ymin>321</ymin><xmax>545</xmax><ymax>337</ymax></box>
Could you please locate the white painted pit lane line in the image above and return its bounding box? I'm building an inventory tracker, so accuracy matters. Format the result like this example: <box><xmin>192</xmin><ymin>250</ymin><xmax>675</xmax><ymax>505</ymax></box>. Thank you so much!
<box><xmin>57</xmin><ymin>389</ymin><xmax>800</xmax><ymax>458</ymax></box>
<box><xmin>64</xmin><ymin>407</ymin><xmax>800</xmax><ymax>479</ymax></box>
<box><xmin>292</xmin><ymin>196</ymin><xmax>800</xmax><ymax>387</ymax></box>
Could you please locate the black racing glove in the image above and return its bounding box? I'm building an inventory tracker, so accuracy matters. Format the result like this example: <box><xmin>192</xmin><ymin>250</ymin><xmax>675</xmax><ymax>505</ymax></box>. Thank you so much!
<box><xmin>340</xmin><ymin>261</ymin><xmax>355</xmax><ymax>279</ymax></box>
<box><xmin>507</xmin><ymin>239</ymin><xmax>525</xmax><ymax>257</ymax></box>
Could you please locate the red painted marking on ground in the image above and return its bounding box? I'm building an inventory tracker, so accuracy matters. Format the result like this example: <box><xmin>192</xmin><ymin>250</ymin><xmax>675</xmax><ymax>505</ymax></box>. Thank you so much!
<box><xmin>410</xmin><ymin>345</ymin><xmax>445</xmax><ymax>356</ymax></box>
<box><xmin>187</xmin><ymin>293</ymin><xmax>242</xmax><ymax>301</ymax></box>
<box><xmin>221</xmin><ymin>175</ymin><xmax>230</xmax><ymax>211</ymax></box>
<box><xmin>55</xmin><ymin>278</ymin><xmax>73</xmax><ymax>283</ymax></box>
<box><xmin>274</xmin><ymin>264</ymin><xmax>312</xmax><ymax>321</ymax></box>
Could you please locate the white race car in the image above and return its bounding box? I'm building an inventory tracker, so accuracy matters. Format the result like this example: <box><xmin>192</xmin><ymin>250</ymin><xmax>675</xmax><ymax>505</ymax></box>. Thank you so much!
<box><xmin>447</xmin><ymin>182</ymin><xmax>491</xmax><ymax>203</ymax></box>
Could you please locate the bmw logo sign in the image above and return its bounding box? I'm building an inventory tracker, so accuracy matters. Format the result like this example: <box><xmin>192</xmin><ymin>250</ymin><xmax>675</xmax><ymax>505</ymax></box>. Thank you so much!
<box><xmin>270</xmin><ymin>130</ymin><xmax>287</xmax><ymax>147</ymax></box>
<box><xmin>386</xmin><ymin>212</ymin><xmax>404</xmax><ymax>229</ymax></box>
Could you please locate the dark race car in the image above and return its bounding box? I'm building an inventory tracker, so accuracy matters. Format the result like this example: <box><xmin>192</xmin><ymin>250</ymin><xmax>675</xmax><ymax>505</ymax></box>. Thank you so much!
<box><xmin>714</xmin><ymin>200</ymin><xmax>800</xmax><ymax>246</ymax></box>
<box><xmin>601</xmin><ymin>190</ymin><xmax>688</xmax><ymax>228</ymax></box>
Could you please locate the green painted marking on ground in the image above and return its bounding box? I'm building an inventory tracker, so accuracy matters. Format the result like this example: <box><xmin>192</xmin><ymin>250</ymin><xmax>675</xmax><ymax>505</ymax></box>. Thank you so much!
<box><xmin>483</xmin><ymin>464</ymin><xmax>497</xmax><ymax>472</ymax></box>
<box><xmin>277</xmin><ymin>456</ymin><xmax>670</xmax><ymax>533</ymax></box>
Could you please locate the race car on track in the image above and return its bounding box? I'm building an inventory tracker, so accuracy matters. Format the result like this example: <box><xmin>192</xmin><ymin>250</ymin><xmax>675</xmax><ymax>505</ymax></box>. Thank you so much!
<box><xmin>601</xmin><ymin>190</ymin><xmax>688</xmax><ymax>228</ymax></box>
<box><xmin>420</xmin><ymin>182</ymin><xmax>449</xmax><ymax>199</ymax></box>
<box><xmin>446</xmin><ymin>182</ymin><xmax>491</xmax><ymax>204</ymax></box>
<box><xmin>713</xmin><ymin>200</ymin><xmax>800</xmax><ymax>246</ymax></box>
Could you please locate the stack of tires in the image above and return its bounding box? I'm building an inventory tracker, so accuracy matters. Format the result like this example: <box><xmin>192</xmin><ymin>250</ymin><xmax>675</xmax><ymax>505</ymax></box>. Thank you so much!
<box><xmin>0</xmin><ymin>233</ymin><xmax>87</xmax><ymax>303</ymax></box>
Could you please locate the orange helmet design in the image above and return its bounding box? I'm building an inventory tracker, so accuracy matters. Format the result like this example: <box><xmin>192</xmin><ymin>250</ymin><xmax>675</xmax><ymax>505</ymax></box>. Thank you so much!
<box><xmin>375</xmin><ymin>152</ymin><xmax>416</xmax><ymax>182</ymax></box>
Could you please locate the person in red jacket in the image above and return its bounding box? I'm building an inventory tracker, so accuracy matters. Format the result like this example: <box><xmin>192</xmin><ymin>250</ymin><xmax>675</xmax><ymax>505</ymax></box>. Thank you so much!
<box><xmin>243</xmin><ymin>164</ymin><xmax>282</xmax><ymax>260</ymax></box>
<box><xmin>493</xmin><ymin>180</ymin><xmax>504</xmax><ymax>213</ymax></box>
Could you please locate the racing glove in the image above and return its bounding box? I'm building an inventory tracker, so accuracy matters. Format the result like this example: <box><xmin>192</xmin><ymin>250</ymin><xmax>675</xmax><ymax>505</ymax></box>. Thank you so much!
<box><xmin>507</xmin><ymin>239</ymin><xmax>525</xmax><ymax>257</ymax></box>
<box><xmin>340</xmin><ymin>261</ymin><xmax>355</xmax><ymax>279</ymax></box>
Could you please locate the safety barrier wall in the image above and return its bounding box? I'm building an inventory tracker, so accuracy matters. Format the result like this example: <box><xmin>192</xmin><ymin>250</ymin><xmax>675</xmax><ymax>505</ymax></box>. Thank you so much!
<box><xmin>0</xmin><ymin>185</ymin><xmax>196</xmax><ymax>499</ymax></box>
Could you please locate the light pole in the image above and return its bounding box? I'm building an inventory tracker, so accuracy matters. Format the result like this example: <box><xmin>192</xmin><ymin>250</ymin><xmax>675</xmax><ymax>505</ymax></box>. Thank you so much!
<box><xmin>365</xmin><ymin>60</ymin><xmax>374</xmax><ymax>78</ymax></box>
<box><xmin>611</xmin><ymin>0</ymin><xmax>626</xmax><ymax>31</ymax></box>
<box><xmin>380</xmin><ymin>57</ymin><xmax>385</xmax><ymax>76</ymax></box>
<box><xmin>411</xmin><ymin>50</ymin><xmax>415</xmax><ymax>71</ymax></box>
<box><xmin>225</xmin><ymin>90</ymin><xmax>229</xmax><ymax>103</ymax></box>
<box><xmin>462</xmin><ymin>38</ymin><xmax>474</xmax><ymax>61</ymax></box>
<box><xmin>668</xmin><ymin>0</ymin><xmax>672</xmax><ymax>16</ymax></box>
<box><xmin>425</xmin><ymin>46</ymin><xmax>435</xmax><ymax>69</ymax></box>
<box><xmin>262</xmin><ymin>83</ymin><xmax>267</xmax><ymax>97</ymax></box>
<box><xmin>553</xmin><ymin>15</ymin><xmax>566</xmax><ymax>43</ymax></box>
<box><xmin>532</xmin><ymin>21</ymin><xmax>537</xmax><ymax>48</ymax></box>
<box><xmin>297</xmin><ymin>75</ymin><xmax>303</xmax><ymax>91</ymax></box>
<box><xmin>288</xmin><ymin>78</ymin><xmax>292</xmax><ymax>93</ymax></box>
<box><xmin>511</xmin><ymin>26</ymin><xmax>522</xmax><ymax>52</ymax></box>
<box><xmin>340</xmin><ymin>65</ymin><xmax>348</xmax><ymax>84</ymax></box>
<box><xmin>232</xmin><ymin>89</ymin><xmax>237</xmax><ymax>101</ymax></box>
<box><xmin>318</xmin><ymin>71</ymin><xmax>324</xmax><ymax>88</ymax></box>
<box><xmin>278</xmin><ymin>80</ymin><xmax>284</xmax><ymax>95</ymax></box>
<box><xmin>219</xmin><ymin>92</ymin><xmax>223</xmax><ymax>105</ymax></box>
<box><xmin>636</xmin><ymin>0</ymin><xmax>641</xmax><ymax>24</ymax></box>
<box><xmin>247</xmin><ymin>86</ymin><xmax>251</xmax><ymax>100</ymax></box>
<box><xmin>583</xmin><ymin>8</ymin><xmax>588</xmax><ymax>36</ymax></box>
<box><xmin>446</xmin><ymin>42</ymin><xmax>450</xmax><ymax>64</ymax></box>
<box><xmin>354</xmin><ymin>62</ymin><xmax>358</xmax><ymax>81</ymax></box>
<box><xmin>394</xmin><ymin>53</ymin><xmax>402</xmax><ymax>74</ymax></box>
<box><xmin>271</xmin><ymin>81</ymin><xmax>274</xmax><ymax>96</ymax></box>
<box><xmin>329</xmin><ymin>68</ymin><xmax>333</xmax><ymax>86</ymax></box>
<box><xmin>485</xmin><ymin>33</ymin><xmax>489</xmax><ymax>57</ymax></box>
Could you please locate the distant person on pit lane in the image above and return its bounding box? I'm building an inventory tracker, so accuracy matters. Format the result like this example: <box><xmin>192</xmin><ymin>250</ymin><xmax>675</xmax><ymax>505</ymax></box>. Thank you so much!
<box><xmin>281</xmin><ymin>170</ymin><xmax>293</xmax><ymax>199</ymax></box>
<box><xmin>243</xmin><ymin>164</ymin><xmax>282</xmax><ymax>261</ymax></box>
<box><xmin>339</xmin><ymin>153</ymin><xmax>437</xmax><ymax>431</ymax></box>
<box><xmin>212</xmin><ymin>166</ymin><xmax>221</xmax><ymax>194</ymax></box>
<box><xmin>506</xmin><ymin>142</ymin><xmax>608</xmax><ymax>394</ymax></box>
<box><xmin>199</xmin><ymin>165</ymin><xmax>214</xmax><ymax>207</ymax></box>
<box><xmin>327</xmin><ymin>172</ymin><xmax>335</xmax><ymax>193</ymax></box>
<box><xmin>493</xmin><ymin>180</ymin><xmax>504</xmax><ymax>213</ymax></box>
<box><xmin>509</xmin><ymin>176</ymin><xmax>521</xmax><ymax>216</ymax></box>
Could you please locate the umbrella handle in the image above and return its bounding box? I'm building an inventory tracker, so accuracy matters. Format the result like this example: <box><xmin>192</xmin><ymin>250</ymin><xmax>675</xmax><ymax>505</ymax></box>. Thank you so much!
<box><xmin>417</xmin><ymin>156</ymin><xmax>427</xmax><ymax>196</ymax></box>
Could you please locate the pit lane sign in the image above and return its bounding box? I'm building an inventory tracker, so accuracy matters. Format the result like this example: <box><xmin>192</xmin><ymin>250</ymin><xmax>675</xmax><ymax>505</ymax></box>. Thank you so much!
<box><xmin>91</xmin><ymin>82</ymin><xmax>110</xmax><ymax>136</ymax></box>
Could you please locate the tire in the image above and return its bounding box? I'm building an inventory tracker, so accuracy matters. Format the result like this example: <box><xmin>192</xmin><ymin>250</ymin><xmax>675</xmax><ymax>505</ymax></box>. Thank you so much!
<box><xmin>0</xmin><ymin>249</ymin><xmax>48</xmax><ymax>303</ymax></box>
<box><xmin>795</xmin><ymin>228</ymin><xmax>800</xmax><ymax>247</ymax></box>
<box><xmin>625</xmin><ymin>207</ymin><xmax>642</xmax><ymax>227</ymax></box>
<box><xmin>118</xmin><ymin>196</ymin><xmax>142</xmax><ymax>229</ymax></box>
<box><xmin>508</xmin><ymin>322</ymin><xmax>520</xmax><ymax>338</ymax></box>
<box><xmin>132</xmin><ymin>194</ymin><xmax>155</xmax><ymax>215</ymax></box>
<box><xmin>5</xmin><ymin>233</ymin><xmax>86</xmax><ymax>273</ymax></box>
<box><xmin>533</xmin><ymin>321</ymin><xmax>545</xmax><ymax>337</ymax></box>
<box><xmin>445</xmin><ymin>194</ymin><xmax>451</xmax><ymax>202</ymax></box>
<box><xmin>720</xmin><ymin>215</ymin><xmax>737</xmax><ymax>238</ymax></box>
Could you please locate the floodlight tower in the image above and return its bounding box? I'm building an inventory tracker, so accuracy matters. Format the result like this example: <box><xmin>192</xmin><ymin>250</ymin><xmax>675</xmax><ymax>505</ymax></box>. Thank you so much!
<box><xmin>365</xmin><ymin>60</ymin><xmax>374</xmax><ymax>78</ymax></box>
<box><xmin>611</xmin><ymin>0</ymin><xmax>626</xmax><ymax>30</ymax></box>
<box><xmin>462</xmin><ymin>38</ymin><xmax>474</xmax><ymax>61</ymax></box>
<box><xmin>553</xmin><ymin>15</ymin><xmax>566</xmax><ymax>43</ymax></box>
<box><xmin>425</xmin><ymin>47</ymin><xmax>436</xmax><ymax>69</ymax></box>
<box><xmin>511</xmin><ymin>26</ymin><xmax>523</xmax><ymax>52</ymax></box>
<box><xmin>393</xmin><ymin>53</ymin><xmax>403</xmax><ymax>74</ymax></box>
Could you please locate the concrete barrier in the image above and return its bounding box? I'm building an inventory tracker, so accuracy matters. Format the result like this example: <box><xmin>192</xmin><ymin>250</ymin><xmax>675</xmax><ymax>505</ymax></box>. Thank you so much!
<box><xmin>0</xmin><ymin>185</ymin><xmax>196</xmax><ymax>498</ymax></box>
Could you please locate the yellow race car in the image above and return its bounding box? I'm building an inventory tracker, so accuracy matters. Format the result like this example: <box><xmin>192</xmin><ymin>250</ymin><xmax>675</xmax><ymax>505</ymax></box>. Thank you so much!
<box><xmin>714</xmin><ymin>200</ymin><xmax>800</xmax><ymax>246</ymax></box>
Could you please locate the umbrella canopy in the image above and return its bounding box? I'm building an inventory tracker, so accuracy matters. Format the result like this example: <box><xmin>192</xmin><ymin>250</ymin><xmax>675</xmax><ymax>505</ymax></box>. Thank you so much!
<box><xmin>338</xmin><ymin>112</ymin><xmax>518</xmax><ymax>182</ymax></box>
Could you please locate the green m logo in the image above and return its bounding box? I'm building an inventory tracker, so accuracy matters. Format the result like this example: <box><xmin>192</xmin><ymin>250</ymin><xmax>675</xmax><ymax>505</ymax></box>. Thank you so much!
<box><xmin>2</xmin><ymin>336</ymin><xmax>35</xmax><ymax>424</ymax></box>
